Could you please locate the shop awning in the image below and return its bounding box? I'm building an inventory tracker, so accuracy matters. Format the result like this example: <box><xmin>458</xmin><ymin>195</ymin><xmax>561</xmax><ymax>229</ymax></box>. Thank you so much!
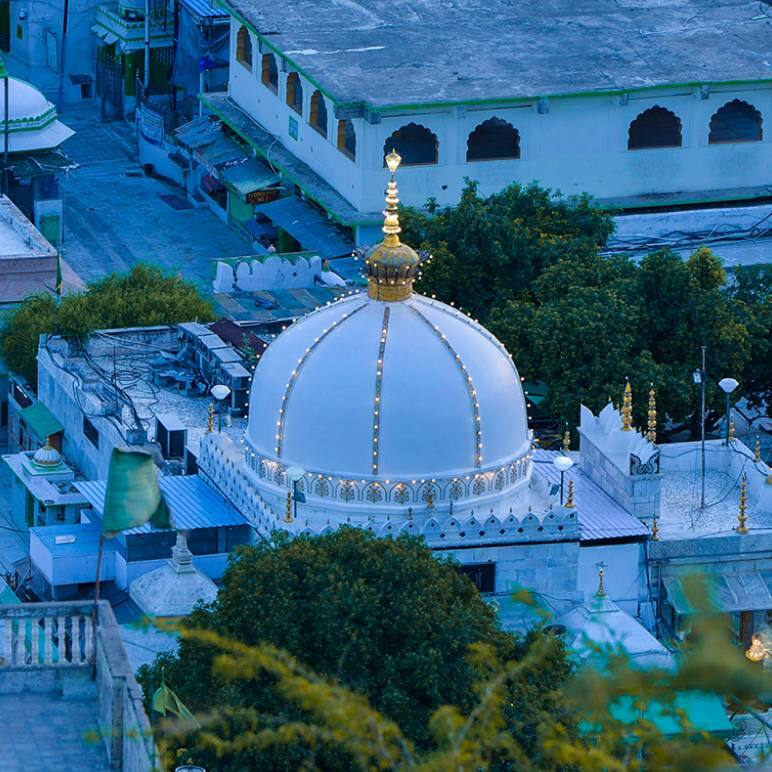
<box><xmin>9</xmin><ymin>150</ymin><xmax>78</xmax><ymax>179</ymax></box>
<box><xmin>91</xmin><ymin>25</ymin><xmax>119</xmax><ymax>45</ymax></box>
<box><xmin>255</xmin><ymin>196</ymin><xmax>354</xmax><ymax>258</ymax></box>
<box><xmin>194</xmin><ymin>132</ymin><xmax>245</xmax><ymax>172</ymax></box>
<box><xmin>19</xmin><ymin>403</ymin><xmax>64</xmax><ymax>442</ymax></box>
<box><xmin>664</xmin><ymin>572</ymin><xmax>772</xmax><ymax>615</ymax></box>
<box><xmin>220</xmin><ymin>158</ymin><xmax>278</xmax><ymax>200</ymax></box>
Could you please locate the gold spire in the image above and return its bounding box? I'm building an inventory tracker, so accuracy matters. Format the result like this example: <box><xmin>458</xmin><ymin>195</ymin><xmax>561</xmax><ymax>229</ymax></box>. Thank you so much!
<box><xmin>207</xmin><ymin>402</ymin><xmax>214</xmax><ymax>433</ymax></box>
<box><xmin>646</xmin><ymin>386</ymin><xmax>657</xmax><ymax>444</ymax></box>
<box><xmin>596</xmin><ymin>565</ymin><xmax>607</xmax><ymax>598</ymax></box>
<box><xmin>565</xmin><ymin>478</ymin><xmax>575</xmax><ymax>508</ymax></box>
<box><xmin>426</xmin><ymin>490</ymin><xmax>435</xmax><ymax>512</ymax></box>
<box><xmin>728</xmin><ymin>419</ymin><xmax>735</xmax><ymax>442</ymax></box>
<box><xmin>365</xmin><ymin>150</ymin><xmax>421</xmax><ymax>302</ymax></box>
<box><xmin>562</xmin><ymin>429</ymin><xmax>571</xmax><ymax>452</ymax></box>
<box><xmin>650</xmin><ymin>516</ymin><xmax>659</xmax><ymax>541</ymax></box>
<box><xmin>621</xmin><ymin>379</ymin><xmax>633</xmax><ymax>431</ymax></box>
<box><xmin>737</xmin><ymin>474</ymin><xmax>748</xmax><ymax>534</ymax></box>
<box><xmin>284</xmin><ymin>490</ymin><xmax>293</xmax><ymax>523</ymax></box>
<box><xmin>755</xmin><ymin>436</ymin><xmax>762</xmax><ymax>461</ymax></box>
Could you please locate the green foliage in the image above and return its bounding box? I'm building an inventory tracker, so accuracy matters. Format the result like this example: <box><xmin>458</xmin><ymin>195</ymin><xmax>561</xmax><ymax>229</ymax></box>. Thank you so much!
<box><xmin>138</xmin><ymin>528</ymin><xmax>571</xmax><ymax>770</ymax></box>
<box><xmin>0</xmin><ymin>264</ymin><xmax>214</xmax><ymax>386</ymax></box>
<box><xmin>149</xmin><ymin>578</ymin><xmax>770</xmax><ymax>771</ymax></box>
<box><xmin>407</xmin><ymin>182</ymin><xmax>770</xmax><ymax>433</ymax></box>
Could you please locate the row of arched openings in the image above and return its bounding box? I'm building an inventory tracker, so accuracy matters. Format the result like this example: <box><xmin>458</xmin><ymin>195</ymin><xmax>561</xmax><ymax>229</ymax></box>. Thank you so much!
<box><xmin>628</xmin><ymin>100</ymin><xmax>763</xmax><ymax>149</ymax></box>
<box><xmin>237</xmin><ymin>31</ymin><xmax>764</xmax><ymax>164</ymax></box>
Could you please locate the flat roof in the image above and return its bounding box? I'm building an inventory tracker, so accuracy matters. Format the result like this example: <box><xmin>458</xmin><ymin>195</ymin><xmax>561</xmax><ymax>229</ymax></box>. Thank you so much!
<box><xmin>225</xmin><ymin>0</ymin><xmax>772</xmax><ymax>108</ymax></box>
<box><xmin>0</xmin><ymin>195</ymin><xmax>56</xmax><ymax>259</ymax></box>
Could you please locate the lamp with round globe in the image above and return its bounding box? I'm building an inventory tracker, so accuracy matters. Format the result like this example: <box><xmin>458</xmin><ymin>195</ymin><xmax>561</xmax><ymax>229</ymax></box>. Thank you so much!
<box><xmin>286</xmin><ymin>465</ymin><xmax>306</xmax><ymax>521</ymax></box>
<box><xmin>210</xmin><ymin>384</ymin><xmax>231</xmax><ymax>433</ymax></box>
<box><xmin>718</xmin><ymin>377</ymin><xmax>739</xmax><ymax>445</ymax></box>
<box><xmin>553</xmin><ymin>455</ymin><xmax>574</xmax><ymax>505</ymax></box>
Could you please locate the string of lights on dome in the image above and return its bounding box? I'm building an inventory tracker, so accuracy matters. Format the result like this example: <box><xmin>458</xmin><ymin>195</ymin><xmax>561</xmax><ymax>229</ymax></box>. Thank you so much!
<box><xmin>371</xmin><ymin>307</ymin><xmax>391</xmax><ymax>474</ymax></box>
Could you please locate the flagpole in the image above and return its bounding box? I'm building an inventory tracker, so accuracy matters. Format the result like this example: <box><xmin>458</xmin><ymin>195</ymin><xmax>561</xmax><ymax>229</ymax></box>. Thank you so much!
<box><xmin>91</xmin><ymin>532</ymin><xmax>105</xmax><ymax>675</ymax></box>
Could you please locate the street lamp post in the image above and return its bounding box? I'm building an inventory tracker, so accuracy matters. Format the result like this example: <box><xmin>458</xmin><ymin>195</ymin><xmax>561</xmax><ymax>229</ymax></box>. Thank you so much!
<box><xmin>210</xmin><ymin>384</ymin><xmax>231</xmax><ymax>432</ymax></box>
<box><xmin>286</xmin><ymin>466</ymin><xmax>306</xmax><ymax>521</ymax></box>
<box><xmin>718</xmin><ymin>377</ymin><xmax>739</xmax><ymax>445</ymax></box>
<box><xmin>553</xmin><ymin>455</ymin><xmax>574</xmax><ymax>505</ymax></box>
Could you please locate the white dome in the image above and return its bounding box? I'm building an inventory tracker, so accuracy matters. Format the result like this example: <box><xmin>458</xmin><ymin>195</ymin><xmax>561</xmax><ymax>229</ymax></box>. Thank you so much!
<box><xmin>246</xmin><ymin>291</ymin><xmax>530</xmax><ymax>490</ymax></box>
<box><xmin>0</xmin><ymin>77</ymin><xmax>74</xmax><ymax>152</ymax></box>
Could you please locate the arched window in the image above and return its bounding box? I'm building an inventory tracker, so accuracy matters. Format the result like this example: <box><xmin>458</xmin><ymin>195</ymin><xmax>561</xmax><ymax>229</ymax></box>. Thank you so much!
<box><xmin>337</xmin><ymin>119</ymin><xmax>356</xmax><ymax>160</ymax></box>
<box><xmin>709</xmin><ymin>99</ymin><xmax>762</xmax><ymax>144</ymax></box>
<box><xmin>235</xmin><ymin>26</ymin><xmax>252</xmax><ymax>71</ymax></box>
<box><xmin>383</xmin><ymin>123</ymin><xmax>438</xmax><ymax>166</ymax></box>
<box><xmin>628</xmin><ymin>106</ymin><xmax>682</xmax><ymax>149</ymax></box>
<box><xmin>309</xmin><ymin>90</ymin><xmax>328</xmax><ymax>137</ymax></box>
<box><xmin>466</xmin><ymin>117</ymin><xmax>520</xmax><ymax>161</ymax></box>
<box><xmin>286</xmin><ymin>72</ymin><xmax>303</xmax><ymax>115</ymax></box>
<box><xmin>260</xmin><ymin>53</ymin><xmax>278</xmax><ymax>93</ymax></box>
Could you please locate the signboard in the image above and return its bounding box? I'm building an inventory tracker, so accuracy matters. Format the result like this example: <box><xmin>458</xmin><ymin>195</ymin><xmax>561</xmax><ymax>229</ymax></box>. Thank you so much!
<box><xmin>288</xmin><ymin>115</ymin><xmax>298</xmax><ymax>140</ymax></box>
<box><xmin>246</xmin><ymin>187</ymin><xmax>281</xmax><ymax>205</ymax></box>
<box><xmin>138</xmin><ymin>106</ymin><xmax>164</xmax><ymax>147</ymax></box>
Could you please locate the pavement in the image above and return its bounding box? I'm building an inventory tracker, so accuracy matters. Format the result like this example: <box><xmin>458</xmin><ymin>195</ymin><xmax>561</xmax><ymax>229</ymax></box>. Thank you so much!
<box><xmin>0</xmin><ymin>693</ymin><xmax>109</xmax><ymax>771</ymax></box>
<box><xmin>57</xmin><ymin>106</ymin><xmax>251</xmax><ymax>294</ymax></box>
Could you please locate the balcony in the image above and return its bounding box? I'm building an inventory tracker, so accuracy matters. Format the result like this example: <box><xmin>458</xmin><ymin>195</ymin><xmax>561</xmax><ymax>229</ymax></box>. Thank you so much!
<box><xmin>0</xmin><ymin>601</ymin><xmax>154</xmax><ymax>771</ymax></box>
<box><xmin>93</xmin><ymin>4</ymin><xmax>174</xmax><ymax>52</ymax></box>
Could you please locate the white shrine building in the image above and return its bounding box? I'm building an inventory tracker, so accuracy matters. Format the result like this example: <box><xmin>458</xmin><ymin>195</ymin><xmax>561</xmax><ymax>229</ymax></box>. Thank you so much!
<box><xmin>202</xmin><ymin>0</ymin><xmax>772</xmax><ymax>246</ymax></box>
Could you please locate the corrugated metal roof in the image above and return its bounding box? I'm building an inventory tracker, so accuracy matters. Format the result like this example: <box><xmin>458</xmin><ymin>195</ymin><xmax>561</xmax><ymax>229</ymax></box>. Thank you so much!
<box><xmin>180</xmin><ymin>0</ymin><xmax>228</xmax><ymax>19</ymax></box>
<box><xmin>533</xmin><ymin>450</ymin><xmax>649</xmax><ymax>542</ymax></box>
<box><xmin>76</xmin><ymin>475</ymin><xmax>249</xmax><ymax>534</ymax></box>
<box><xmin>255</xmin><ymin>196</ymin><xmax>355</xmax><ymax>257</ymax></box>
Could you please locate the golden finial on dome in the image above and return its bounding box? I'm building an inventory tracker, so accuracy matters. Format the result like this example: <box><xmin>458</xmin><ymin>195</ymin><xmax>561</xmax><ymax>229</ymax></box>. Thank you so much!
<box><xmin>562</xmin><ymin>429</ymin><xmax>571</xmax><ymax>452</ymax></box>
<box><xmin>737</xmin><ymin>474</ymin><xmax>748</xmax><ymax>534</ymax></box>
<box><xmin>207</xmin><ymin>402</ymin><xmax>214</xmax><ymax>433</ymax></box>
<box><xmin>650</xmin><ymin>515</ymin><xmax>659</xmax><ymax>541</ymax></box>
<box><xmin>596</xmin><ymin>564</ymin><xmax>607</xmax><ymax>598</ymax></box>
<box><xmin>754</xmin><ymin>436</ymin><xmax>762</xmax><ymax>461</ymax></box>
<box><xmin>621</xmin><ymin>379</ymin><xmax>633</xmax><ymax>431</ymax></box>
<box><xmin>647</xmin><ymin>385</ymin><xmax>657</xmax><ymax>444</ymax></box>
<box><xmin>365</xmin><ymin>150</ymin><xmax>421</xmax><ymax>302</ymax></box>
<box><xmin>565</xmin><ymin>478</ymin><xmax>575</xmax><ymax>508</ymax></box>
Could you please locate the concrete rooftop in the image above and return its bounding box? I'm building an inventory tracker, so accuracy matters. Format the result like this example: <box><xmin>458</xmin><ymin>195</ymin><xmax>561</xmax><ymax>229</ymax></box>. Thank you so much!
<box><xmin>225</xmin><ymin>0</ymin><xmax>772</xmax><ymax>107</ymax></box>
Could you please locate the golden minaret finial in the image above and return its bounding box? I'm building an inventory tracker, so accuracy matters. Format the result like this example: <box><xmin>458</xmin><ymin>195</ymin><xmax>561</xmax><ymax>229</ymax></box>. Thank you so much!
<box><xmin>596</xmin><ymin>565</ymin><xmax>607</xmax><ymax>598</ymax></box>
<box><xmin>728</xmin><ymin>419</ymin><xmax>735</xmax><ymax>442</ymax></box>
<box><xmin>207</xmin><ymin>402</ymin><xmax>214</xmax><ymax>433</ymax></box>
<box><xmin>754</xmin><ymin>436</ymin><xmax>762</xmax><ymax>461</ymax></box>
<box><xmin>365</xmin><ymin>150</ymin><xmax>420</xmax><ymax>302</ymax></box>
<box><xmin>650</xmin><ymin>516</ymin><xmax>659</xmax><ymax>541</ymax></box>
<box><xmin>737</xmin><ymin>474</ymin><xmax>748</xmax><ymax>534</ymax></box>
<box><xmin>284</xmin><ymin>490</ymin><xmax>293</xmax><ymax>523</ymax></box>
<box><xmin>382</xmin><ymin>149</ymin><xmax>402</xmax><ymax>246</ymax></box>
<box><xmin>646</xmin><ymin>385</ymin><xmax>657</xmax><ymax>444</ymax></box>
<box><xmin>621</xmin><ymin>379</ymin><xmax>633</xmax><ymax>431</ymax></box>
<box><xmin>426</xmin><ymin>490</ymin><xmax>435</xmax><ymax>512</ymax></box>
<box><xmin>563</xmin><ymin>429</ymin><xmax>571</xmax><ymax>452</ymax></box>
<box><xmin>565</xmin><ymin>478</ymin><xmax>575</xmax><ymax>508</ymax></box>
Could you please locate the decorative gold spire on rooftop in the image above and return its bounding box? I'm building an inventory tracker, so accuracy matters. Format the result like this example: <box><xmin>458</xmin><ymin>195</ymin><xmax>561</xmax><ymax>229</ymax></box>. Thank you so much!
<box><xmin>365</xmin><ymin>150</ymin><xmax>421</xmax><ymax>302</ymax></box>
<box><xmin>284</xmin><ymin>490</ymin><xmax>293</xmax><ymax>523</ymax></box>
<box><xmin>755</xmin><ymin>436</ymin><xmax>762</xmax><ymax>461</ymax></box>
<box><xmin>621</xmin><ymin>379</ymin><xmax>633</xmax><ymax>431</ymax></box>
<box><xmin>207</xmin><ymin>402</ymin><xmax>214</xmax><ymax>433</ymax></box>
<box><xmin>650</xmin><ymin>516</ymin><xmax>659</xmax><ymax>541</ymax></box>
<box><xmin>563</xmin><ymin>429</ymin><xmax>571</xmax><ymax>452</ymax></box>
<box><xmin>596</xmin><ymin>565</ymin><xmax>607</xmax><ymax>598</ymax></box>
<box><xmin>646</xmin><ymin>385</ymin><xmax>657</xmax><ymax>444</ymax></box>
<box><xmin>728</xmin><ymin>419</ymin><xmax>736</xmax><ymax>442</ymax></box>
<box><xmin>737</xmin><ymin>474</ymin><xmax>748</xmax><ymax>534</ymax></box>
<box><xmin>565</xmin><ymin>478</ymin><xmax>575</xmax><ymax>508</ymax></box>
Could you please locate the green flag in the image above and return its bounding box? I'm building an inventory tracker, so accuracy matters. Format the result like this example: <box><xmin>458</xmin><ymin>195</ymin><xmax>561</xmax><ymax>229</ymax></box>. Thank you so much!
<box><xmin>55</xmin><ymin>253</ymin><xmax>63</xmax><ymax>295</ymax></box>
<box><xmin>0</xmin><ymin>57</ymin><xmax>7</xmax><ymax>80</ymax></box>
<box><xmin>102</xmin><ymin>448</ymin><xmax>171</xmax><ymax>536</ymax></box>
<box><xmin>152</xmin><ymin>682</ymin><xmax>199</xmax><ymax>727</ymax></box>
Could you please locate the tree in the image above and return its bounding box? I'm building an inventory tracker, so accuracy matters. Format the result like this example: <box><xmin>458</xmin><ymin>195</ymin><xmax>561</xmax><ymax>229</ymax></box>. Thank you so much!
<box><xmin>150</xmin><ymin>579</ymin><xmax>769</xmax><ymax>771</ymax></box>
<box><xmin>408</xmin><ymin>182</ymin><xmax>769</xmax><ymax>435</ymax></box>
<box><xmin>0</xmin><ymin>264</ymin><xmax>214</xmax><ymax>386</ymax></box>
<box><xmin>137</xmin><ymin>529</ymin><xmax>572</xmax><ymax>770</ymax></box>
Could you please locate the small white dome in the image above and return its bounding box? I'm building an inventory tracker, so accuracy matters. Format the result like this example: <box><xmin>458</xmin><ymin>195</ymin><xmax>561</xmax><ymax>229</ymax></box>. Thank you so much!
<box><xmin>32</xmin><ymin>442</ymin><xmax>61</xmax><ymax>467</ymax></box>
<box><xmin>246</xmin><ymin>291</ymin><xmax>530</xmax><ymax>504</ymax></box>
<box><xmin>0</xmin><ymin>77</ymin><xmax>74</xmax><ymax>152</ymax></box>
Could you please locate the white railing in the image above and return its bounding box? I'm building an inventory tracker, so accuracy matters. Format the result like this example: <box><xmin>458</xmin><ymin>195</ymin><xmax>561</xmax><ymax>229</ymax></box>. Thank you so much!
<box><xmin>0</xmin><ymin>602</ymin><xmax>96</xmax><ymax>668</ymax></box>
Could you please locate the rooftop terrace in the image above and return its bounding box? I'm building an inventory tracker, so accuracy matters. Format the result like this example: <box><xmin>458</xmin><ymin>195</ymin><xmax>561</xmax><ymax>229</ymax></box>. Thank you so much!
<box><xmin>225</xmin><ymin>0</ymin><xmax>772</xmax><ymax>108</ymax></box>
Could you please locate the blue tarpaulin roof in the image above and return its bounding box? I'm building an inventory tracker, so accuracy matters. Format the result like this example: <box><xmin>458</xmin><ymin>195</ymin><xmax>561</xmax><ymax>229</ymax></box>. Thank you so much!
<box><xmin>76</xmin><ymin>475</ymin><xmax>249</xmax><ymax>534</ymax></box>
<box><xmin>255</xmin><ymin>196</ymin><xmax>355</xmax><ymax>257</ymax></box>
<box><xmin>533</xmin><ymin>450</ymin><xmax>650</xmax><ymax>542</ymax></box>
